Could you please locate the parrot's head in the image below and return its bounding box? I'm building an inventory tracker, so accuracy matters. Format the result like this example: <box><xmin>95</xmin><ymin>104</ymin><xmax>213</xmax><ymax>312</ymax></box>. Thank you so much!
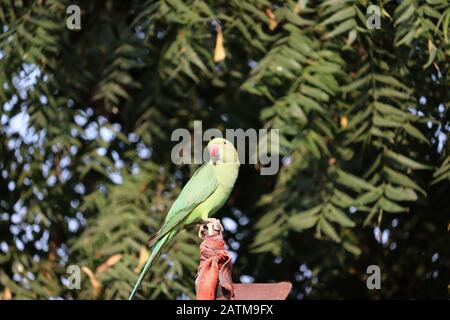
<box><xmin>207</xmin><ymin>138</ymin><xmax>239</xmax><ymax>165</ymax></box>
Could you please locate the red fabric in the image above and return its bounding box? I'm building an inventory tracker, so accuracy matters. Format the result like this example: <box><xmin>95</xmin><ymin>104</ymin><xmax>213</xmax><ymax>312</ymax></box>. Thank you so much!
<box><xmin>195</xmin><ymin>235</ymin><xmax>234</xmax><ymax>300</ymax></box>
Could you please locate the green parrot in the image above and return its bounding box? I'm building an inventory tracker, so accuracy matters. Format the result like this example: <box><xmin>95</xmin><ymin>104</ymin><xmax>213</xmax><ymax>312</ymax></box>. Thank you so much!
<box><xmin>128</xmin><ymin>137</ymin><xmax>240</xmax><ymax>299</ymax></box>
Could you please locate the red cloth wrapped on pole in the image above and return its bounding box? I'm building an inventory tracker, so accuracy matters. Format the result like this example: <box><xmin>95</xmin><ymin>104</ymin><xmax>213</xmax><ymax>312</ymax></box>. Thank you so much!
<box><xmin>195</xmin><ymin>218</ymin><xmax>292</xmax><ymax>300</ymax></box>
<box><xmin>195</xmin><ymin>219</ymin><xmax>234</xmax><ymax>300</ymax></box>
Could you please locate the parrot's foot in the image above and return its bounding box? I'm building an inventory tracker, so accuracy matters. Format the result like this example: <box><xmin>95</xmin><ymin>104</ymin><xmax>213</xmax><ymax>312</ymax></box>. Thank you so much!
<box><xmin>198</xmin><ymin>218</ymin><xmax>223</xmax><ymax>238</ymax></box>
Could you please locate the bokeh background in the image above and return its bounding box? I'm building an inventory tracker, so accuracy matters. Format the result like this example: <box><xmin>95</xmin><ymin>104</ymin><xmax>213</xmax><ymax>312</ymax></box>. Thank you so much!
<box><xmin>0</xmin><ymin>0</ymin><xmax>449</xmax><ymax>299</ymax></box>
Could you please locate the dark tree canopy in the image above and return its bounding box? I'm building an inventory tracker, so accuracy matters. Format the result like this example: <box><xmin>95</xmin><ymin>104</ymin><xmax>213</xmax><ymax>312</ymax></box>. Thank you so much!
<box><xmin>0</xmin><ymin>0</ymin><xmax>449</xmax><ymax>299</ymax></box>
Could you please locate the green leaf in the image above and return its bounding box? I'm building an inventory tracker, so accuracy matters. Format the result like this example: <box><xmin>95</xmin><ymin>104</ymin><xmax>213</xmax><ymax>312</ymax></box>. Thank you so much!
<box><xmin>423</xmin><ymin>40</ymin><xmax>437</xmax><ymax>69</ymax></box>
<box><xmin>300</xmin><ymin>85</ymin><xmax>329</xmax><ymax>102</ymax></box>
<box><xmin>374</xmin><ymin>75</ymin><xmax>410</xmax><ymax>91</ymax></box>
<box><xmin>290</xmin><ymin>213</ymin><xmax>319</xmax><ymax>231</ymax></box>
<box><xmin>379</xmin><ymin>197</ymin><xmax>407</xmax><ymax>213</ymax></box>
<box><xmin>355</xmin><ymin>189</ymin><xmax>382</xmax><ymax>205</ymax></box>
<box><xmin>340</xmin><ymin>74</ymin><xmax>370</xmax><ymax>93</ymax></box>
<box><xmin>336</xmin><ymin>169</ymin><xmax>376</xmax><ymax>191</ymax></box>
<box><xmin>376</xmin><ymin>88</ymin><xmax>410</xmax><ymax>100</ymax></box>
<box><xmin>395</xmin><ymin>29</ymin><xmax>416</xmax><ymax>47</ymax></box>
<box><xmin>374</xmin><ymin>101</ymin><xmax>409</xmax><ymax>118</ymax></box>
<box><xmin>364</xmin><ymin>206</ymin><xmax>379</xmax><ymax>226</ymax></box>
<box><xmin>404</xmin><ymin>123</ymin><xmax>430</xmax><ymax>145</ymax></box>
<box><xmin>331</xmin><ymin>189</ymin><xmax>355</xmax><ymax>207</ymax></box>
<box><xmin>385</xmin><ymin>149</ymin><xmax>432</xmax><ymax>170</ymax></box>
<box><xmin>343</xmin><ymin>241</ymin><xmax>361</xmax><ymax>256</ymax></box>
<box><xmin>320</xmin><ymin>7</ymin><xmax>355</xmax><ymax>26</ymax></box>
<box><xmin>394</xmin><ymin>4</ymin><xmax>415</xmax><ymax>26</ymax></box>
<box><xmin>373</xmin><ymin>115</ymin><xmax>402</xmax><ymax>128</ymax></box>
<box><xmin>289</xmin><ymin>205</ymin><xmax>322</xmax><ymax>231</ymax></box>
<box><xmin>385</xmin><ymin>185</ymin><xmax>418</xmax><ymax>201</ymax></box>
<box><xmin>319</xmin><ymin>218</ymin><xmax>341</xmax><ymax>242</ymax></box>
<box><xmin>322</xmin><ymin>19</ymin><xmax>356</xmax><ymax>39</ymax></box>
<box><xmin>297</xmin><ymin>94</ymin><xmax>326</xmax><ymax>113</ymax></box>
<box><xmin>384</xmin><ymin>167</ymin><xmax>426</xmax><ymax>196</ymax></box>
<box><xmin>324</xmin><ymin>205</ymin><xmax>355</xmax><ymax>227</ymax></box>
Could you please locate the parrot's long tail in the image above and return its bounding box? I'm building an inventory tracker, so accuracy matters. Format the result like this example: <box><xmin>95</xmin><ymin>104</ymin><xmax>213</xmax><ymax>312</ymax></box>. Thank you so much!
<box><xmin>128</xmin><ymin>232</ymin><xmax>171</xmax><ymax>300</ymax></box>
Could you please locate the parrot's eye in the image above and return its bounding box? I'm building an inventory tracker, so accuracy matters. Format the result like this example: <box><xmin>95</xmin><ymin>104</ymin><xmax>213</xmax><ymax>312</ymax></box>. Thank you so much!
<box><xmin>223</xmin><ymin>141</ymin><xmax>226</xmax><ymax>144</ymax></box>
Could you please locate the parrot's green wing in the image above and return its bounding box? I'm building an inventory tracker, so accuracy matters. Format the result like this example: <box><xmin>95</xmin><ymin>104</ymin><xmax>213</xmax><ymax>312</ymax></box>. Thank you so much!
<box><xmin>152</xmin><ymin>163</ymin><xmax>218</xmax><ymax>242</ymax></box>
<box><xmin>129</xmin><ymin>164</ymin><xmax>219</xmax><ymax>300</ymax></box>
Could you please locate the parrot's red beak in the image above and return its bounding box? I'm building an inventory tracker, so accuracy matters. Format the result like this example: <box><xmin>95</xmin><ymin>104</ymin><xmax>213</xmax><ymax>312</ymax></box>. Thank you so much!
<box><xmin>209</xmin><ymin>144</ymin><xmax>219</xmax><ymax>158</ymax></box>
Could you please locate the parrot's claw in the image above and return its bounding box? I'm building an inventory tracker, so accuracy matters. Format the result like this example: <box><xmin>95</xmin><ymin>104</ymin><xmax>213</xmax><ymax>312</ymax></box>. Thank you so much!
<box><xmin>197</xmin><ymin>218</ymin><xmax>223</xmax><ymax>238</ymax></box>
<box><xmin>206</xmin><ymin>218</ymin><xmax>223</xmax><ymax>235</ymax></box>
<box><xmin>198</xmin><ymin>225</ymin><xmax>206</xmax><ymax>238</ymax></box>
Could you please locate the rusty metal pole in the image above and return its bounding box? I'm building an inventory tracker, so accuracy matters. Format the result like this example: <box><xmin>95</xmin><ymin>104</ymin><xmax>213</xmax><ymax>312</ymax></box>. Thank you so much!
<box><xmin>195</xmin><ymin>218</ymin><xmax>292</xmax><ymax>300</ymax></box>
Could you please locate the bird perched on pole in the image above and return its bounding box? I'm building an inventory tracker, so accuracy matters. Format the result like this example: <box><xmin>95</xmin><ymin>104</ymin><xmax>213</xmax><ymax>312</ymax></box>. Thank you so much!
<box><xmin>128</xmin><ymin>137</ymin><xmax>240</xmax><ymax>300</ymax></box>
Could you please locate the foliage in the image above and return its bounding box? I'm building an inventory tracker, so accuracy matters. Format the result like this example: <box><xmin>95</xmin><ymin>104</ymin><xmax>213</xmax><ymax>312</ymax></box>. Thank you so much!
<box><xmin>0</xmin><ymin>0</ymin><xmax>449</xmax><ymax>299</ymax></box>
